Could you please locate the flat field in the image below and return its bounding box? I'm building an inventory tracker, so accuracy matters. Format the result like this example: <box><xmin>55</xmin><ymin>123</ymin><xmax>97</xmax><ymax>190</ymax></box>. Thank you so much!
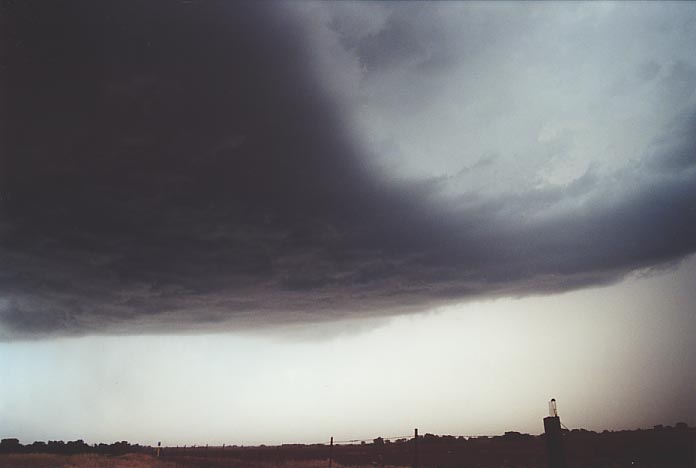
<box><xmin>0</xmin><ymin>453</ymin><xmax>176</xmax><ymax>468</ymax></box>
<box><xmin>0</xmin><ymin>453</ymin><xmax>378</xmax><ymax>468</ymax></box>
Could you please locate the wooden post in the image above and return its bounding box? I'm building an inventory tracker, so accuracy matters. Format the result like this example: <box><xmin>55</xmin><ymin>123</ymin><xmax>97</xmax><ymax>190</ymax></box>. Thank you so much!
<box><xmin>328</xmin><ymin>436</ymin><xmax>333</xmax><ymax>468</ymax></box>
<box><xmin>543</xmin><ymin>416</ymin><xmax>566</xmax><ymax>468</ymax></box>
<box><xmin>413</xmin><ymin>428</ymin><xmax>418</xmax><ymax>468</ymax></box>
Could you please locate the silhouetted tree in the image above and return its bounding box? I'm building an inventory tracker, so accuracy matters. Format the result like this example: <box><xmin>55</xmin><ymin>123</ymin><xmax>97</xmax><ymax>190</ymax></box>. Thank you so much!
<box><xmin>0</xmin><ymin>438</ymin><xmax>22</xmax><ymax>453</ymax></box>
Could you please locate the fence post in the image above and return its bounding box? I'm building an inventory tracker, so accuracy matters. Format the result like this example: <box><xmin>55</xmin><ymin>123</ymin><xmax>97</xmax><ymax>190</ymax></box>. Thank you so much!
<box><xmin>413</xmin><ymin>428</ymin><xmax>418</xmax><ymax>468</ymax></box>
<box><xmin>329</xmin><ymin>437</ymin><xmax>333</xmax><ymax>468</ymax></box>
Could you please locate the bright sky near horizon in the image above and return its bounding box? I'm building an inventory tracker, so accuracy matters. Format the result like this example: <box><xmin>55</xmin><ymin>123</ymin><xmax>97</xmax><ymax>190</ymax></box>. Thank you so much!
<box><xmin>1</xmin><ymin>1</ymin><xmax>696</xmax><ymax>445</ymax></box>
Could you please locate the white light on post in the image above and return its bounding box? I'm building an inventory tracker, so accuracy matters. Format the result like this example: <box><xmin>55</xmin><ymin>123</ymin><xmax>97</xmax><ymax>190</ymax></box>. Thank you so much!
<box><xmin>549</xmin><ymin>398</ymin><xmax>558</xmax><ymax>417</ymax></box>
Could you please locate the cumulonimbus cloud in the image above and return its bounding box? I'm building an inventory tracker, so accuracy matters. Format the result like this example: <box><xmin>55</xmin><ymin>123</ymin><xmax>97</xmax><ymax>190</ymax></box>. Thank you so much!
<box><xmin>1</xmin><ymin>1</ymin><xmax>695</xmax><ymax>340</ymax></box>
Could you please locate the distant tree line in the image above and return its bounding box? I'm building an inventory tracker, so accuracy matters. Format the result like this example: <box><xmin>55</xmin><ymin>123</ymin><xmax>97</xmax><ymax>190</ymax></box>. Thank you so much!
<box><xmin>1</xmin><ymin>423</ymin><xmax>690</xmax><ymax>457</ymax></box>
<box><xmin>0</xmin><ymin>438</ymin><xmax>149</xmax><ymax>455</ymax></box>
<box><xmin>370</xmin><ymin>431</ymin><xmax>537</xmax><ymax>446</ymax></box>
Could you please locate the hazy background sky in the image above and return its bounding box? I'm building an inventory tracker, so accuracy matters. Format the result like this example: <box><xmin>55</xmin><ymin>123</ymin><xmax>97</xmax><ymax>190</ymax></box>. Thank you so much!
<box><xmin>1</xmin><ymin>0</ymin><xmax>695</xmax><ymax>445</ymax></box>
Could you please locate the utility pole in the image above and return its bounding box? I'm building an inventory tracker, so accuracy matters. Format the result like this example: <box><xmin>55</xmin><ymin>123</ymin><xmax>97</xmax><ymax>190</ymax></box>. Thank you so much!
<box><xmin>543</xmin><ymin>399</ymin><xmax>566</xmax><ymax>468</ymax></box>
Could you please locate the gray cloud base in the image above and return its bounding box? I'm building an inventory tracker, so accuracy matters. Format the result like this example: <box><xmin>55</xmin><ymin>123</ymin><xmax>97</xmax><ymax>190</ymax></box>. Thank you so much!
<box><xmin>1</xmin><ymin>1</ymin><xmax>695</xmax><ymax>340</ymax></box>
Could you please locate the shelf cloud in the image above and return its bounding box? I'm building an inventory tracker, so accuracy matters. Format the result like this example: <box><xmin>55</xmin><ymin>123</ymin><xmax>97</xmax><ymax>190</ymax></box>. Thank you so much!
<box><xmin>2</xmin><ymin>1</ymin><xmax>695</xmax><ymax>339</ymax></box>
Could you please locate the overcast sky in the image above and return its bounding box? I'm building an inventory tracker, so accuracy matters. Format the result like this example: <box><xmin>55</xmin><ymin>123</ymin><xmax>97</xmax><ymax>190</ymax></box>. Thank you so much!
<box><xmin>1</xmin><ymin>1</ymin><xmax>695</xmax><ymax>445</ymax></box>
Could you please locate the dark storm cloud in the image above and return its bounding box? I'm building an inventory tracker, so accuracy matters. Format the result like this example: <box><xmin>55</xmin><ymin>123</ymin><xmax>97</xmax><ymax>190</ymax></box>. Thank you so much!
<box><xmin>1</xmin><ymin>1</ymin><xmax>695</xmax><ymax>339</ymax></box>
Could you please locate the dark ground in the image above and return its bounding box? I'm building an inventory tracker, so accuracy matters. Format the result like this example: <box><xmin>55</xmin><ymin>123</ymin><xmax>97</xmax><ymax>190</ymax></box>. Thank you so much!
<box><xmin>2</xmin><ymin>425</ymin><xmax>694</xmax><ymax>468</ymax></box>
<box><xmin>138</xmin><ymin>425</ymin><xmax>696</xmax><ymax>468</ymax></box>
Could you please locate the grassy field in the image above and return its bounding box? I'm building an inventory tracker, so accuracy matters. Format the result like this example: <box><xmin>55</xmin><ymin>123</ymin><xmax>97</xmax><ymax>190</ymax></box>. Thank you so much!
<box><xmin>0</xmin><ymin>453</ymin><xmax>385</xmax><ymax>468</ymax></box>
<box><xmin>0</xmin><ymin>453</ymin><xmax>176</xmax><ymax>468</ymax></box>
